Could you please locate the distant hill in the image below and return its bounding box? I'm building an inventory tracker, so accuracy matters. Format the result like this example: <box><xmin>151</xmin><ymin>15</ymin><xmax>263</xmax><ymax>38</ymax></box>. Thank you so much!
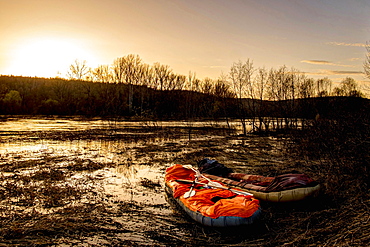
<box><xmin>0</xmin><ymin>76</ymin><xmax>368</xmax><ymax>121</ymax></box>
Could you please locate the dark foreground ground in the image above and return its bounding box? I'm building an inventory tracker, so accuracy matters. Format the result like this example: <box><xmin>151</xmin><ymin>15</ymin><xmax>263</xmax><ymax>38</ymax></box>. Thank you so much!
<box><xmin>0</xmin><ymin>118</ymin><xmax>368</xmax><ymax>246</ymax></box>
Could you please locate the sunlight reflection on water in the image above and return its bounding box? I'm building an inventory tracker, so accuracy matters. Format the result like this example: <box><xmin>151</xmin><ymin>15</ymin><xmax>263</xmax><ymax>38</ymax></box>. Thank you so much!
<box><xmin>104</xmin><ymin>165</ymin><xmax>166</xmax><ymax>204</ymax></box>
<box><xmin>0</xmin><ymin>118</ymin><xmax>111</xmax><ymax>131</ymax></box>
<box><xmin>0</xmin><ymin>118</ymin><xmax>178</xmax><ymax>207</ymax></box>
<box><xmin>0</xmin><ymin>117</ymin><xmax>241</xmax><ymax>132</ymax></box>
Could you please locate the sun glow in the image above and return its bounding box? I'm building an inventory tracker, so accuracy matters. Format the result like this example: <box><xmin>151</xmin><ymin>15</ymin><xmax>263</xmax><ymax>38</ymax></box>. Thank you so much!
<box><xmin>4</xmin><ymin>37</ymin><xmax>98</xmax><ymax>78</ymax></box>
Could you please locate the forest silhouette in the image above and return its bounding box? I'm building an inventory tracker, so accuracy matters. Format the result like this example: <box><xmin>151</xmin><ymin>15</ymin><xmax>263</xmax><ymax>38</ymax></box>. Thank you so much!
<box><xmin>0</xmin><ymin>54</ymin><xmax>368</xmax><ymax>134</ymax></box>
<box><xmin>0</xmin><ymin>75</ymin><xmax>367</xmax><ymax>119</ymax></box>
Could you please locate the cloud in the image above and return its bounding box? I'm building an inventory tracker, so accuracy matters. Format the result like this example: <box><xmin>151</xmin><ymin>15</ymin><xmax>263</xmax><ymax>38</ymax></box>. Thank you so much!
<box><xmin>328</xmin><ymin>70</ymin><xmax>364</xmax><ymax>75</ymax></box>
<box><xmin>306</xmin><ymin>70</ymin><xmax>364</xmax><ymax>76</ymax></box>
<box><xmin>301</xmin><ymin>60</ymin><xmax>335</xmax><ymax>65</ymax></box>
<box><xmin>301</xmin><ymin>60</ymin><xmax>354</xmax><ymax>67</ymax></box>
<box><xmin>326</xmin><ymin>42</ymin><xmax>367</xmax><ymax>47</ymax></box>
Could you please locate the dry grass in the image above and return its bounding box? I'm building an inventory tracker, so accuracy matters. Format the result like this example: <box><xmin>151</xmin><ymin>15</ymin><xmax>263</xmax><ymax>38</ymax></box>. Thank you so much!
<box><xmin>0</xmin><ymin>119</ymin><xmax>368</xmax><ymax>246</ymax></box>
<box><xmin>271</xmin><ymin>112</ymin><xmax>370</xmax><ymax>246</ymax></box>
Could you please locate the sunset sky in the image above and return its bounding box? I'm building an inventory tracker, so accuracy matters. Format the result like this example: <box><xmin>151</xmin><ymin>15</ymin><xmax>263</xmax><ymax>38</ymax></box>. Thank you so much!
<box><xmin>1</xmin><ymin>0</ymin><xmax>369</xmax><ymax>85</ymax></box>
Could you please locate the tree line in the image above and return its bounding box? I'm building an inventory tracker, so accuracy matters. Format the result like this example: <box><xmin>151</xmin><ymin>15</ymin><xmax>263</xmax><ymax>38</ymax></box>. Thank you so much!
<box><xmin>0</xmin><ymin>54</ymin><xmax>367</xmax><ymax>134</ymax></box>
<box><xmin>66</xmin><ymin>54</ymin><xmax>364</xmax><ymax>98</ymax></box>
<box><xmin>0</xmin><ymin>75</ymin><xmax>226</xmax><ymax>119</ymax></box>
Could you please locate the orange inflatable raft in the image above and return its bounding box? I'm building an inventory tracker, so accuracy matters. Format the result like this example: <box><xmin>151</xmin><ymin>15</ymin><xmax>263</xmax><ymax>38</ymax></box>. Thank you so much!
<box><xmin>165</xmin><ymin>164</ymin><xmax>261</xmax><ymax>227</ymax></box>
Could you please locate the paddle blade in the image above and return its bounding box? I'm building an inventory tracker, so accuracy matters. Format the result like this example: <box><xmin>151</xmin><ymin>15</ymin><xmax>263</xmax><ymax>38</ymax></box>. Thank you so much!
<box><xmin>183</xmin><ymin>189</ymin><xmax>196</xmax><ymax>198</ymax></box>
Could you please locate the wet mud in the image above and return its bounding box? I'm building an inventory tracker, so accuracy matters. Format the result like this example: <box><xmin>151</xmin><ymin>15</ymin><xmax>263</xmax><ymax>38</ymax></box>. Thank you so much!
<box><xmin>0</xmin><ymin>118</ymin><xmax>322</xmax><ymax>246</ymax></box>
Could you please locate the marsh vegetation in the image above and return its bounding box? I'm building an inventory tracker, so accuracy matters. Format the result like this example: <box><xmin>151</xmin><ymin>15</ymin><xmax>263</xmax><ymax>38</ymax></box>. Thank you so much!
<box><xmin>0</xmin><ymin>116</ymin><xmax>368</xmax><ymax>246</ymax></box>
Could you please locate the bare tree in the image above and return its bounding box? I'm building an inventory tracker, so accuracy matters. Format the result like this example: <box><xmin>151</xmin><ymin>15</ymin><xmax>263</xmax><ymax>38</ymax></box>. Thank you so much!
<box><xmin>364</xmin><ymin>41</ymin><xmax>370</xmax><ymax>80</ymax></box>
<box><xmin>342</xmin><ymin>77</ymin><xmax>358</xmax><ymax>95</ymax></box>
<box><xmin>172</xmin><ymin>74</ymin><xmax>186</xmax><ymax>90</ymax></box>
<box><xmin>229</xmin><ymin>59</ymin><xmax>254</xmax><ymax>135</ymax></box>
<box><xmin>112</xmin><ymin>54</ymin><xmax>142</xmax><ymax>84</ymax></box>
<box><xmin>186</xmin><ymin>71</ymin><xmax>197</xmax><ymax>91</ymax></box>
<box><xmin>213</xmin><ymin>74</ymin><xmax>234</xmax><ymax>98</ymax></box>
<box><xmin>90</xmin><ymin>65</ymin><xmax>112</xmax><ymax>83</ymax></box>
<box><xmin>113</xmin><ymin>57</ymin><xmax>125</xmax><ymax>83</ymax></box>
<box><xmin>230</xmin><ymin>60</ymin><xmax>254</xmax><ymax>99</ymax></box>
<box><xmin>200</xmin><ymin>77</ymin><xmax>214</xmax><ymax>94</ymax></box>
<box><xmin>333</xmin><ymin>77</ymin><xmax>362</xmax><ymax>97</ymax></box>
<box><xmin>266</xmin><ymin>66</ymin><xmax>305</xmax><ymax>130</ymax></box>
<box><xmin>67</xmin><ymin>60</ymin><xmax>89</xmax><ymax>80</ymax></box>
<box><xmin>316</xmin><ymin>77</ymin><xmax>332</xmax><ymax>97</ymax></box>
<box><xmin>288</xmin><ymin>67</ymin><xmax>306</xmax><ymax>128</ymax></box>
<box><xmin>255</xmin><ymin>67</ymin><xmax>268</xmax><ymax>100</ymax></box>
<box><xmin>362</xmin><ymin>41</ymin><xmax>370</xmax><ymax>96</ymax></box>
<box><xmin>152</xmin><ymin>62</ymin><xmax>172</xmax><ymax>91</ymax></box>
<box><xmin>214</xmin><ymin>73</ymin><xmax>234</xmax><ymax>129</ymax></box>
<box><xmin>112</xmin><ymin>54</ymin><xmax>144</xmax><ymax>114</ymax></box>
<box><xmin>299</xmin><ymin>78</ymin><xmax>315</xmax><ymax>98</ymax></box>
<box><xmin>138</xmin><ymin>63</ymin><xmax>153</xmax><ymax>87</ymax></box>
<box><xmin>254</xmin><ymin>67</ymin><xmax>269</xmax><ymax>131</ymax></box>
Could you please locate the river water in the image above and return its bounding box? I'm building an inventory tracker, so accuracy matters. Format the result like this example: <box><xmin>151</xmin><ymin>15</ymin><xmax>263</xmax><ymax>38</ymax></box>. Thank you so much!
<box><xmin>0</xmin><ymin>117</ymin><xmax>294</xmax><ymax>246</ymax></box>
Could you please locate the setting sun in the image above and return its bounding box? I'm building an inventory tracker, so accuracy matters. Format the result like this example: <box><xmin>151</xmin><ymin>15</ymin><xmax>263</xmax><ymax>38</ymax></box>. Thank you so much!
<box><xmin>4</xmin><ymin>37</ymin><xmax>98</xmax><ymax>78</ymax></box>
<box><xmin>0</xmin><ymin>1</ymin><xmax>369</xmax><ymax>245</ymax></box>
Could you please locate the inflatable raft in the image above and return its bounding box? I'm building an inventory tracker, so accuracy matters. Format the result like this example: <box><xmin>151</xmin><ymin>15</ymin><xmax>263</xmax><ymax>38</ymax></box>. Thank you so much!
<box><xmin>165</xmin><ymin>164</ymin><xmax>261</xmax><ymax>227</ymax></box>
<box><xmin>198</xmin><ymin>159</ymin><xmax>321</xmax><ymax>203</ymax></box>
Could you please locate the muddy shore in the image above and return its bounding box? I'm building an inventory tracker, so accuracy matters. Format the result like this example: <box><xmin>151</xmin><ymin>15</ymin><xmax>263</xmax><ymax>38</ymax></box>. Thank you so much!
<box><xmin>0</xmin><ymin>118</ymin><xmax>368</xmax><ymax>246</ymax></box>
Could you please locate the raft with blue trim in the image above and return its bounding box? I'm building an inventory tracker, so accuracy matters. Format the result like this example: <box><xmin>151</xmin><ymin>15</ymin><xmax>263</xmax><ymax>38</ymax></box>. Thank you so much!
<box><xmin>165</xmin><ymin>164</ymin><xmax>261</xmax><ymax>227</ymax></box>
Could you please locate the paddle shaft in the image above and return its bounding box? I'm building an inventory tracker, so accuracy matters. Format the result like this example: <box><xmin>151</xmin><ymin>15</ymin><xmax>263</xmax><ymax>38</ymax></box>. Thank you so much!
<box><xmin>183</xmin><ymin>179</ymin><xmax>197</xmax><ymax>198</ymax></box>
<box><xmin>175</xmin><ymin>179</ymin><xmax>253</xmax><ymax>196</ymax></box>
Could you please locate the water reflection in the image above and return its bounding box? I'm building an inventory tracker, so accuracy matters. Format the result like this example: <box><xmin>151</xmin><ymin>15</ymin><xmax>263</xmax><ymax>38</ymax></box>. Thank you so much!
<box><xmin>0</xmin><ymin>118</ymin><xmax>173</xmax><ymax>212</ymax></box>
<box><xmin>0</xmin><ymin>117</ymin><xmax>240</xmax><ymax>132</ymax></box>
<box><xmin>105</xmin><ymin>164</ymin><xmax>166</xmax><ymax>205</ymax></box>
